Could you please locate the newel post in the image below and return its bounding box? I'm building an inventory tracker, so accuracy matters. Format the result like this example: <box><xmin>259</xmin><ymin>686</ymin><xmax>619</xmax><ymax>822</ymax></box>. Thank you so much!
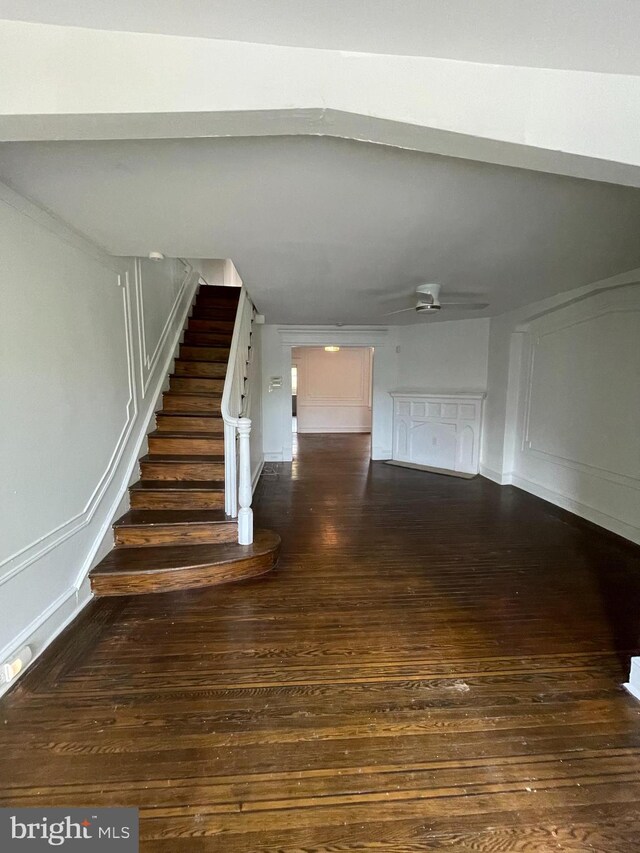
<box><xmin>237</xmin><ymin>417</ymin><xmax>253</xmax><ymax>545</ymax></box>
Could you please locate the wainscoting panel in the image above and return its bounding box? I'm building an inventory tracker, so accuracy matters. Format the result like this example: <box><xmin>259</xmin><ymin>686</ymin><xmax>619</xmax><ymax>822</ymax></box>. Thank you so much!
<box><xmin>0</xmin><ymin>179</ymin><xmax>198</xmax><ymax>692</ymax></box>
<box><xmin>512</xmin><ymin>284</ymin><xmax>640</xmax><ymax>544</ymax></box>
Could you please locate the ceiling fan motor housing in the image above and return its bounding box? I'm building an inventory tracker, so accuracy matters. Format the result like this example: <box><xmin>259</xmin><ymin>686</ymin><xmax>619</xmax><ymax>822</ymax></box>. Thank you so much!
<box><xmin>415</xmin><ymin>282</ymin><xmax>441</xmax><ymax>310</ymax></box>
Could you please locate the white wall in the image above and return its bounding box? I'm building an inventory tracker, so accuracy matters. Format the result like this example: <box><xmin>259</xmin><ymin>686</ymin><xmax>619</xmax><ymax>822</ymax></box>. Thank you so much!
<box><xmin>481</xmin><ymin>270</ymin><xmax>640</xmax><ymax>546</ymax></box>
<box><xmin>262</xmin><ymin>319</ymin><xmax>490</xmax><ymax>460</ymax></box>
<box><xmin>0</xmin><ymin>181</ymin><xmax>198</xmax><ymax>695</ymax></box>
<box><xmin>294</xmin><ymin>346</ymin><xmax>372</xmax><ymax>433</ymax></box>
<box><xmin>397</xmin><ymin>319</ymin><xmax>490</xmax><ymax>391</ymax></box>
<box><xmin>1</xmin><ymin>19</ymin><xmax>640</xmax><ymax>187</ymax></box>
<box><xmin>190</xmin><ymin>258</ymin><xmax>243</xmax><ymax>288</ymax></box>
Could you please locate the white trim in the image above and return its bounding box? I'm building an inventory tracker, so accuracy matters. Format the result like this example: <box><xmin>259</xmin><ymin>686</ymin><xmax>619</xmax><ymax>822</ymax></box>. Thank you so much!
<box><xmin>252</xmin><ymin>457</ymin><xmax>265</xmax><ymax>493</ymax></box>
<box><xmin>134</xmin><ymin>257</ymin><xmax>193</xmax><ymax>396</ymax></box>
<box><xmin>480</xmin><ymin>465</ymin><xmax>513</xmax><ymax>486</ymax></box>
<box><xmin>297</xmin><ymin>426</ymin><xmax>372</xmax><ymax>434</ymax></box>
<box><xmin>0</xmin><ymin>578</ymin><xmax>92</xmax><ymax>699</ymax></box>
<box><xmin>0</xmin><ymin>256</ymin><xmax>199</xmax><ymax>696</ymax></box>
<box><xmin>390</xmin><ymin>390</ymin><xmax>486</xmax><ymax>399</ymax></box>
<box><xmin>279</xmin><ymin>327</ymin><xmax>389</xmax><ymax>347</ymax></box>
<box><xmin>510</xmin><ymin>473</ymin><xmax>640</xmax><ymax>545</ymax></box>
<box><xmin>623</xmin><ymin>682</ymin><xmax>640</xmax><ymax>703</ymax></box>
<box><xmin>76</xmin><ymin>274</ymin><xmax>198</xmax><ymax>588</ymax></box>
<box><xmin>624</xmin><ymin>658</ymin><xmax>640</xmax><ymax>703</ymax></box>
<box><xmin>0</xmin><ymin>271</ymin><xmax>137</xmax><ymax>588</ymax></box>
<box><xmin>520</xmin><ymin>307</ymin><xmax>640</xmax><ymax>488</ymax></box>
<box><xmin>276</xmin><ymin>326</ymin><xmax>391</xmax><ymax>463</ymax></box>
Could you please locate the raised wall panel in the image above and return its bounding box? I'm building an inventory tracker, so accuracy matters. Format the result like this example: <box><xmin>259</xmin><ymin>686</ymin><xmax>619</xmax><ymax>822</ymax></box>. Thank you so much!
<box><xmin>509</xmin><ymin>286</ymin><xmax>640</xmax><ymax>545</ymax></box>
<box><xmin>523</xmin><ymin>310</ymin><xmax>640</xmax><ymax>482</ymax></box>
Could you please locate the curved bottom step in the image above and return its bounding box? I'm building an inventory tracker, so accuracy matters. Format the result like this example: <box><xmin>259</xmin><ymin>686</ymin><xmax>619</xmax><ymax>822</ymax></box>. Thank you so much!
<box><xmin>90</xmin><ymin>529</ymin><xmax>280</xmax><ymax>596</ymax></box>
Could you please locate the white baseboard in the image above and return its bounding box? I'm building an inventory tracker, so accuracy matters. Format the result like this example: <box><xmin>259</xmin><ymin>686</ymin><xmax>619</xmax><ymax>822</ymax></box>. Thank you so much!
<box><xmin>264</xmin><ymin>452</ymin><xmax>284</xmax><ymax>462</ymax></box>
<box><xmin>0</xmin><ymin>577</ymin><xmax>93</xmax><ymax>699</ymax></box>
<box><xmin>510</xmin><ymin>473</ymin><xmax>640</xmax><ymax>545</ymax></box>
<box><xmin>296</xmin><ymin>427</ymin><xmax>372</xmax><ymax>434</ymax></box>
<box><xmin>371</xmin><ymin>444</ymin><xmax>392</xmax><ymax>461</ymax></box>
<box><xmin>479</xmin><ymin>464</ymin><xmax>513</xmax><ymax>485</ymax></box>
<box><xmin>252</xmin><ymin>457</ymin><xmax>265</xmax><ymax>493</ymax></box>
<box><xmin>623</xmin><ymin>658</ymin><xmax>640</xmax><ymax>702</ymax></box>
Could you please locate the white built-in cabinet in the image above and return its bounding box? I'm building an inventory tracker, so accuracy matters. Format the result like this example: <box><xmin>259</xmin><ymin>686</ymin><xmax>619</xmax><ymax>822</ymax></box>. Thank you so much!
<box><xmin>390</xmin><ymin>391</ymin><xmax>485</xmax><ymax>475</ymax></box>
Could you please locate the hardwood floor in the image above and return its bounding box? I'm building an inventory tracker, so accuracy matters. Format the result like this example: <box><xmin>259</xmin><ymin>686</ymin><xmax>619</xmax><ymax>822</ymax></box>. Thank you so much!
<box><xmin>3</xmin><ymin>433</ymin><xmax>640</xmax><ymax>851</ymax></box>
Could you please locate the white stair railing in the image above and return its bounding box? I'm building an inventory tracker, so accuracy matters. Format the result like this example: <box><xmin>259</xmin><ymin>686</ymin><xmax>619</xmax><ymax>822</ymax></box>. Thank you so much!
<box><xmin>221</xmin><ymin>286</ymin><xmax>256</xmax><ymax>545</ymax></box>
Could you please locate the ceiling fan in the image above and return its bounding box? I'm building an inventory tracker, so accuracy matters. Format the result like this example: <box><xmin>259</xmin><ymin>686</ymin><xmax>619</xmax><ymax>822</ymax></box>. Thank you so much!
<box><xmin>385</xmin><ymin>283</ymin><xmax>489</xmax><ymax>316</ymax></box>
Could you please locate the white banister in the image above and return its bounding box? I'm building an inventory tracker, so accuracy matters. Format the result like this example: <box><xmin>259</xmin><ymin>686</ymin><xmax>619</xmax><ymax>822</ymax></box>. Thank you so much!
<box><xmin>221</xmin><ymin>286</ymin><xmax>256</xmax><ymax>544</ymax></box>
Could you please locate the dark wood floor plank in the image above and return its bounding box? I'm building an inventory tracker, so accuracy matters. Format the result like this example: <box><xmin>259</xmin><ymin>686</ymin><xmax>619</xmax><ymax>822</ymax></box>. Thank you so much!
<box><xmin>2</xmin><ymin>433</ymin><xmax>640</xmax><ymax>850</ymax></box>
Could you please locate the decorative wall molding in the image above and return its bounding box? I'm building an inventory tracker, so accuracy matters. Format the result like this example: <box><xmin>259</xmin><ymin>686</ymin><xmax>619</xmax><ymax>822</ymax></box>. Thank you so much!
<box><xmin>520</xmin><ymin>307</ymin><xmax>640</xmax><ymax>489</ymax></box>
<box><xmin>0</xmin><ymin>270</ymin><xmax>137</xmax><ymax>588</ymax></box>
<box><xmin>73</xmin><ymin>270</ymin><xmax>198</xmax><ymax>589</ymax></box>
<box><xmin>503</xmin><ymin>281</ymin><xmax>640</xmax><ymax>546</ymax></box>
<box><xmin>134</xmin><ymin>257</ymin><xmax>193</xmax><ymax>396</ymax></box>
<box><xmin>510</xmin><ymin>473</ymin><xmax>640</xmax><ymax>545</ymax></box>
<box><xmin>0</xmin><ymin>178</ymin><xmax>199</xmax><ymax>692</ymax></box>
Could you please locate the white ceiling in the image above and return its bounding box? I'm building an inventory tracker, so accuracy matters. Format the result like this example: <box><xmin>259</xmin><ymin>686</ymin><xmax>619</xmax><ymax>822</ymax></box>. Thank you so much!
<box><xmin>1</xmin><ymin>136</ymin><xmax>640</xmax><ymax>324</ymax></box>
<box><xmin>0</xmin><ymin>0</ymin><xmax>638</xmax><ymax>74</ymax></box>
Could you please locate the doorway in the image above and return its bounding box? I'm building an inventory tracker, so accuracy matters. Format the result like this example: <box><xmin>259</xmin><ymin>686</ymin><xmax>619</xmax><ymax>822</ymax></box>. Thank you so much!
<box><xmin>291</xmin><ymin>346</ymin><xmax>373</xmax><ymax>437</ymax></box>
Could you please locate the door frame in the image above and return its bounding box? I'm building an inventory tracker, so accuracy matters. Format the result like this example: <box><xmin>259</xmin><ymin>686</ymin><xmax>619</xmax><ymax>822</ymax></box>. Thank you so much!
<box><xmin>275</xmin><ymin>327</ymin><xmax>393</xmax><ymax>462</ymax></box>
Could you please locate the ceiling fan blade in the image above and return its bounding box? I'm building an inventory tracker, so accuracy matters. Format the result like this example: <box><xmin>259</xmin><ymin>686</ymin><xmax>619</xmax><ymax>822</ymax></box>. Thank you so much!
<box><xmin>378</xmin><ymin>289</ymin><xmax>420</xmax><ymax>305</ymax></box>
<box><xmin>384</xmin><ymin>306</ymin><xmax>417</xmax><ymax>316</ymax></box>
<box><xmin>440</xmin><ymin>302</ymin><xmax>489</xmax><ymax>310</ymax></box>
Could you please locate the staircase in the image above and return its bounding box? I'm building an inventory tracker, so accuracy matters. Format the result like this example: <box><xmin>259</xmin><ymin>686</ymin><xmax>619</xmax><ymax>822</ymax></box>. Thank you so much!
<box><xmin>89</xmin><ymin>285</ymin><xmax>280</xmax><ymax>596</ymax></box>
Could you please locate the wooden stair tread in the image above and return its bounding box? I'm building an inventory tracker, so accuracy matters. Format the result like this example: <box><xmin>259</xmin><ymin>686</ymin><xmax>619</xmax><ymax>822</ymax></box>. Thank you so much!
<box><xmin>181</xmin><ymin>343</ymin><xmax>230</xmax><ymax>348</ymax></box>
<box><xmin>165</xmin><ymin>390</ymin><xmax>222</xmax><ymax>397</ymax></box>
<box><xmin>174</xmin><ymin>360</ymin><xmax>228</xmax><ymax>367</ymax></box>
<box><xmin>147</xmin><ymin>430</ymin><xmax>223</xmax><ymax>439</ymax></box>
<box><xmin>114</xmin><ymin>509</ymin><xmax>232</xmax><ymax>528</ymax></box>
<box><xmin>90</xmin><ymin>530</ymin><xmax>280</xmax><ymax>594</ymax></box>
<box><xmin>140</xmin><ymin>454</ymin><xmax>225</xmax><ymax>463</ymax></box>
<box><xmin>130</xmin><ymin>480</ymin><xmax>225</xmax><ymax>491</ymax></box>
<box><xmin>92</xmin><ymin>531</ymin><xmax>280</xmax><ymax>576</ymax></box>
<box><xmin>169</xmin><ymin>370</ymin><xmax>224</xmax><ymax>380</ymax></box>
<box><xmin>157</xmin><ymin>410</ymin><xmax>222</xmax><ymax>415</ymax></box>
